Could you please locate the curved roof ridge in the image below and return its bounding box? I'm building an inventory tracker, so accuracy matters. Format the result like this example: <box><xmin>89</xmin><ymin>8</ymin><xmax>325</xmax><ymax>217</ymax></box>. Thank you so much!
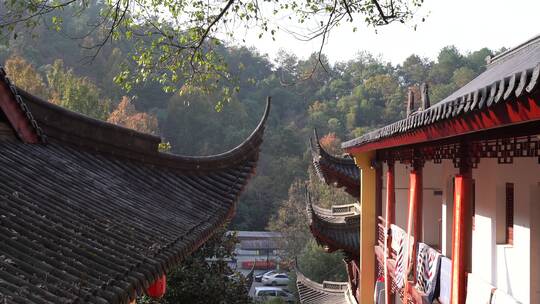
<box><xmin>16</xmin><ymin>80</ymin><xmax>270</xmax><ymax>171</ymax></box>
<box><xmin>0</xmin><ymin>67</ymin><xmax>270</xmax><ymax>303</ymax></box>
<box><xmin>296</xmin><ymin>270</ymin><xmax>348</xmax><ymax>293</ymax></box>
<box><xmin>311</xmin><ymin>129</ymin><xmax>355</xmax><ymax>165</ymax></box>
<box><xmin>18</xmin><ymin>87</ymin><xmax>159</xmax><ymax>143</ymax></box>
<box><xmin>489</xmin><ymin>33</ymin><xmax>540</xmax><ymax>66</ymax></box>
<box><xmin>342</xmin><ymin>33</ymin><xmax>540</xmax><ymax>151</ymax></box>
<box><xmin>155</xmin><ymin>98</ymin><xmax>270</xmax><ymax>170</ymax></box>
<box><xmin>309</xmin><ymin>202</ymin><xmax>360</xmax><ymax>225</ymax></box>
<box><xmin>306</xmin><ymin>191</ymin><xmax>360</xmax><ymax>255</ymax></box>
<box><xmin>310</xmin><ymin>130</ymin><xmax>360</xmax><ymax>198</ymax></box>
<box><xmin>306</xmin><ymin>190</ymin><xmax>359</xmax><ymax>224</ymax></box>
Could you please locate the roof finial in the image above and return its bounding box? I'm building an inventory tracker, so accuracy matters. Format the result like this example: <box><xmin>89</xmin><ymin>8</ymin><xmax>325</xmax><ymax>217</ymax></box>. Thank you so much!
<box><xmin>420</xmin><ymin>83</ymin><xmax>430</xmax><ymax>110</ymax></box>
<box><xmin>406</xmin><ymin>87</ymin><xmax>415</xmax><ymax>117</ymax></box>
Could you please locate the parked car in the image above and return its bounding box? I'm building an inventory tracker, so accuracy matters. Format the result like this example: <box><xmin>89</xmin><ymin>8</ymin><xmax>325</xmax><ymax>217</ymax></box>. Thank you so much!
<box><xmin>255</xmin><ymin>270</ymin><xmax>276</xmax><ymax>282</ymax></box>
<box><xmin>253</xmin><ymin>287</ymin><xmax>295</xmax><ymax>303</ymax></box>
<box><xmin>262</xmin><ymin>273</ymin><xmax>290</xmax><ymax>286</ymax></box>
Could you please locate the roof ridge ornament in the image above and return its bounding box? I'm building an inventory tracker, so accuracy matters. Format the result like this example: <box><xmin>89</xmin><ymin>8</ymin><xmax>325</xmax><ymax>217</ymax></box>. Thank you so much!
<box><xmin>406</xmin><ymin>87</ymin><xmax>415</xmax><ymax>117</ymax></box>
<box><xmin>420</xmin><ymin>83</ymin><xmax>430</xmax><ymax>110</ymax></box>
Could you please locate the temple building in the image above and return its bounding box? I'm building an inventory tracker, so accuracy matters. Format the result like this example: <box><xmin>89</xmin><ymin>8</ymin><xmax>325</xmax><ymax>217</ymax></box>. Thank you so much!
<box><xmin>296</xmin><ymin>133</ymin><xmax>361</xmax><ymax>303</ymax></box>
<box><xmin>305</xmin><ymin>34</ymin><xmax>540</xmax><ymax>304</ymax></box>
<box><xmin>0</xmin><ymin>67</ymin><xmax>269</xmax><ymax>303</ymax></box>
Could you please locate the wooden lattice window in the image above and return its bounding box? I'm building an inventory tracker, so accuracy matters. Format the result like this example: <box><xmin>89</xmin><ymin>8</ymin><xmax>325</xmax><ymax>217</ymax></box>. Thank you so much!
<box><xmin>505</xmin><ymin>183</ymin><xmax>514</xmax><ymax>245</ymax></box>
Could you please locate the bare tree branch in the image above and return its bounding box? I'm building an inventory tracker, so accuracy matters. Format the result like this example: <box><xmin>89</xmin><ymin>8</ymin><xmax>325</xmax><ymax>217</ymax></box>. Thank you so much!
<box><xmin>0</xmin><ymin>0</ymin><xmax>78</xmax><ymax>27</ymax></box>
<box><xmin>372</xmin><ymin>0</ymin><xmax>390</xmax><ymax>24</ymax></box>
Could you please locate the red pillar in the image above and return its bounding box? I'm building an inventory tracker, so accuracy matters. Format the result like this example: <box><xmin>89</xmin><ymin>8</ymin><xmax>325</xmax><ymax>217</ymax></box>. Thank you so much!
<box><xmin>404</xmin><ymin>162</ymin><xmax>422</xmax><ymax>302</ymax></box>
<box><xmin>384</xmin><ymin>162</ymin><xmax>395</xmax><ymax>304</ymax></box>
<box><xmin>451</xmin><ymin>167</ymin><xmax>473</xmax><ymax>304</ymax></box>
<box><xmin>375</xmin><ymin>162</ymin><xmax>383</xmax><ymax>286</ymax></box>
<box><xmin>413</xmin><ymin>165</ymin><xmax>423</xmax><ymax>248</ymax></box>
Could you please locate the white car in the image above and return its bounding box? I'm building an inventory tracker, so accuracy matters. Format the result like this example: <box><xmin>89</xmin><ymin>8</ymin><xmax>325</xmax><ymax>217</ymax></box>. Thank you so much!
<box><xmin>253</xmin><ymin>287</ymin><xmax>295</xmax><ymax>303</ymax></box>
<box><xmin>262</xmin><ymin>273</ymin><xmax>290</xmax><ymax>286</ymax></box>
<box><xmin>255</xmin><ymin>270</ymin><xmax>276</xmax><ymax>282</ymax></box>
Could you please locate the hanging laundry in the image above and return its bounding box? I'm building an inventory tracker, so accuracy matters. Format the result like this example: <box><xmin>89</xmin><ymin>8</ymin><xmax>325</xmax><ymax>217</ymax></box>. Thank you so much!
<box><xmin>414</xmin><ymin>242</ymin><xmax>442</xmax><ymax>302</ymax></box>
<box><xmin>391</xmin><ymin>224</ymin><xmax>409</xmax><ymax>289</ymax></box>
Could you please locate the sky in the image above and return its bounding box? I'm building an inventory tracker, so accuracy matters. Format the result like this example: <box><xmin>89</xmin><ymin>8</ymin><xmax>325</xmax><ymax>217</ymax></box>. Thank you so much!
<box><xmin>235</xmin><ymin>0</ymin><xmax>540</xmax><ymax>65</ymax></box>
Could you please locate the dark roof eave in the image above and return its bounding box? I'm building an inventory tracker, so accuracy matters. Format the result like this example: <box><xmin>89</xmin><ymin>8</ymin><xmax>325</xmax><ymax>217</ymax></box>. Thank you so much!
<box><xmin>310</xmin><ymin>130</ymin><xmax>360</xmax><ymax>197</ymax></box>
<box><xmin>343</xmin><ymin>35</ymin><xmax>540</xmax><ymax>152</ymax></box>
<box><xmin>21</xmin><ymin>85</ymin><xmax>270</xmax><ymax>171</ymax></box>
<box><xmin>0</xmin><ymin>67</ymin><xmax>271</xmax><ymax>303</ymax></box>
<box><xmin>306</xmin><ymin>194</ymin><xmax>360</xmax><ymax>255</ymax></box>
<box><xmin>343</xmin><ymin>90</ymin><xmax>540</xmax><ymax>154</ymax></box>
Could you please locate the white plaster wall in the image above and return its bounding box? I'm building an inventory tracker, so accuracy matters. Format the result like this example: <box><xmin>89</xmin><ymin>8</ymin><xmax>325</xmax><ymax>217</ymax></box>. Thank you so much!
<box><xmin>394</xmin><ymin>163</ymin><xmax>410</xmax><ymax>230</ymax></box>
<box><xmin>380</xmin><ymin>163</ymin><xmax>415</xmax><ymax>230</ymax></box>
<box><xmin>471</xmin><ymin>157</ymin><xmax>539</xmax><ymax>304</ymax></box>
<box><xmin>422</xmin><ymin>162</ymin><xmax>444</xmax><ymax>248</ymax></box>
<box><xmin>439</xmin><ymin>160</ymin><xmax>458</xmax><ymax>257</ymax></box>
<box><xmin>531</xmin><ymin>182</ymin><xmax>540</xmax><ymax>304</ymax></box>
<box><xmin>378</xmin><ymin>156</ymin><xmax>539</xmax><ymax>303</ymax></box>
<box><xmin>472</xmin><ymin>159</ymin><xmax>496</xmax><ymax>285</ymax></box>
<box><xmin>381</xmin><ymin>162</ymin><xmax>444</xmax><ymax>247</ymax></box>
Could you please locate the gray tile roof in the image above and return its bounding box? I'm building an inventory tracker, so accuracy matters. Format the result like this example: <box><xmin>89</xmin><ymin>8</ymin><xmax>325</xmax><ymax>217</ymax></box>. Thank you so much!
<box><xmin>310</xmin><ymin>130</ymin><xmax>359</xmax><ymax>198</ymax></box>
<box><xmin>343</xmin><ymin>34</ymin><xmax>540</xmax><ymax>150</ymax></box>
<box><xmin>306</xmin><ymin>192</ymin><xmax>359</xmax><ymax>256</ymax></box>
<box><xmin>296</xmin><ymin>270</ymin><xmax>357</xmax><ymax>304</ymax></box>
<box><xmin>0</xmin><ymin>67</ymin><xmax>270</xmax><ymax>303</ymax></box>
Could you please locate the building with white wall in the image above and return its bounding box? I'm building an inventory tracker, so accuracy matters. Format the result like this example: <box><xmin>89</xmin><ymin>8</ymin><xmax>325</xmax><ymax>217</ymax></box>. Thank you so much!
<box><xmin>307</xmin><ymin>34</ymin><xmax>540</xmax><ymax>304</ymax></box>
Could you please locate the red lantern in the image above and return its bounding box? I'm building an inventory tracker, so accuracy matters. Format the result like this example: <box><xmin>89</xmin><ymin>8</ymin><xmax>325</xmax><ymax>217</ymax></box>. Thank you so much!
<box><xmin>146</xmin><ymin>275</ymin><xmax>167</xmax><ymax>298</ymax></box>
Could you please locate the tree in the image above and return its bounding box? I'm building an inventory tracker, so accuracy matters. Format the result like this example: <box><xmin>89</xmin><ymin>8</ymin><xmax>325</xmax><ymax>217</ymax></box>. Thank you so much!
<box><xmin>138</xmin><ymin>226</ymin><xmax>252</xmax><ymax>304</ymax></box>
<box><xmin>399</xmin><ymin>54</ymin><xmax>431</xmax><ymax>87</ymax></box>
<box><xmin>268</xmin><ymin>180</ymin><xmax>312</xmax><ymax>261</ymax></box>
<box><xmin>465</xmin><ymin>47</ymin><xmax>492</xmax><ymax>74</ymax></box>
<box><xmin>1</xmin><ymin>0</ymin><xmax>424</xmax><ymax>102</ymax></box>
<box><xmin>451</xmin><ymin>66</ymin><xmax>475</xmax><ymax>88</ymax></box>
<box><xmin>108</xmin><ymin>96</ymin><xmax>159</xmax><ymax>135</ymax></box>
<box><xmin>428</xmin><ymin>46</ymin><xmax>464</xmax><ymax>84</ymax></box>
<box><xmin>0</xmin><ymin>14</ymin><xmax>498</xmax><ymax>239</ymax></box>
<box><xmin>4</xmin><ymin>55</ymin><xmax>48</xmax><ymax>96</ymax></box>
<box><xmin>319</xmin><ymin>132</ymin><xmax>342</xmax><ymax>155</ymax></box>
<box><xmin>46</xmin><ymin>59</ymin><xmax>111</xmax><ymax>120</ymax></box>
<box><xmin>296</xmin><ymin>240</ymin><xmax>347</xmax><ymax>283</ymax></box>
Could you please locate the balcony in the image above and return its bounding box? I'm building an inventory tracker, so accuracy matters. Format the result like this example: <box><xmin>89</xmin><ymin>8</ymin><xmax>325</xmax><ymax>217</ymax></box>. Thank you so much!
<box><xmin>375</xmin><ymin>216</ymin><xmax>452</xmax><ymax>304</ymax></box>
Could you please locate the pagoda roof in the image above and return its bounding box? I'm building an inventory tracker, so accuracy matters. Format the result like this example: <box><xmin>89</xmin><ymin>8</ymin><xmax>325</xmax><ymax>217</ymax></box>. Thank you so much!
<box><xmin>343</xmin><ymin>34</ymin><xmax>540</xmax><ymax>152</ymax></box>
<box><xmin>306</xmin><ymin>192</ymin><xmax>359</xmax><ymax>256</ymax></box>
<box><xmin>310</xmin><ymin>130</ymin><xmax>359</xmax><ymax>198</ymax></box>
<box><xmin>296</xmin><ymin>270</ymin><xmax>357</xmax><ymax>304</ymax></box>
<box><xmin>0</xmin><ymin>67</ymin><xmax>269</xmax><ymax>303</ymax></box>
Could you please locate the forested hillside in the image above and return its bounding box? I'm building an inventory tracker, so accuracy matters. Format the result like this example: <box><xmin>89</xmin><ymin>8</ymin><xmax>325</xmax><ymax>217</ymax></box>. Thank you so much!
<box><xmin>0</xmin><ymin>3</ymin><xmax>499</xmax><ymax>231</ymax></box>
